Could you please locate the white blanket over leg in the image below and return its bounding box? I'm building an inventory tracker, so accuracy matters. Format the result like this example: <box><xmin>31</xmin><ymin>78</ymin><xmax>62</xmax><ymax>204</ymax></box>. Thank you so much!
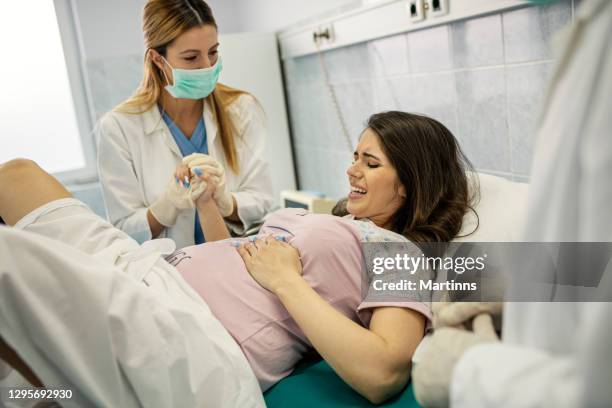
<box><xmin>0</xmin><ymin>226</ymin><xmax>264</xmax><ymax>408</ymax></box>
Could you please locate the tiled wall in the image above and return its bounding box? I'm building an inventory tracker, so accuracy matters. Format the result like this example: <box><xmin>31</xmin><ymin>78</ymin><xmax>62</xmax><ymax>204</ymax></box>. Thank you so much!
<box><xmin>283</xmin><ymin>0</ymin><xmax>575</xmax><ymax>200</ymax></box>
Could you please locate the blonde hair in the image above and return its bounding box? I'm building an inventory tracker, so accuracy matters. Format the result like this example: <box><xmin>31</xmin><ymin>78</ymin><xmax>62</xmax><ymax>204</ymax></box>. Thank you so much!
<box><xmin>114</xmin><ymin>0</ymin><xmax>244</xmax><ymax>173</ymax></box>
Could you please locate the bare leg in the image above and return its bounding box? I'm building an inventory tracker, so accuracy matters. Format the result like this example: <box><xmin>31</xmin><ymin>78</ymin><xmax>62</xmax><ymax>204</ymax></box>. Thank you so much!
<box><xmin>0</xmin><ymin>159</ymin><xmax>71</xmax><ymax>226</ymax></box>
<box><xmin>0</xmin><ymin>336</ymin><xmax>43</xmax><ymax>387</ymax></box>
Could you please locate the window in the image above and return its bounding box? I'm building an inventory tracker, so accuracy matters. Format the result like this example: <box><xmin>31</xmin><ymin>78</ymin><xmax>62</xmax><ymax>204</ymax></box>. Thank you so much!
<box><xmin>0</xmin><ymin>0</ymin><xmax>96</xmax><ymax>182</ymax></box>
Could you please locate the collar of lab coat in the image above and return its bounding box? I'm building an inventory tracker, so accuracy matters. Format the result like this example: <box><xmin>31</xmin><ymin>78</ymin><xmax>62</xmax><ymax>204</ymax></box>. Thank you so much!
<box><xmin>141</xmin><ymin>99</ymin><xmax>218</xmax><ymax>158</ymax></box>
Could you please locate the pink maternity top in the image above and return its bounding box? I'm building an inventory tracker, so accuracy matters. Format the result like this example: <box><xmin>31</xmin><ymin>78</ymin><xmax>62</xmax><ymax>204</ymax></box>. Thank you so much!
<box><xmin>166</xmin><ymin>208</ymin><xmax>431</xmax><ymax>391</ymax></box>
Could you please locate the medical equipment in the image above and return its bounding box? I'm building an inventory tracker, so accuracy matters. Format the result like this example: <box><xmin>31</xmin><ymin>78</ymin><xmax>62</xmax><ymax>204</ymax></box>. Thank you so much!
<box><xmin>280</xmin><ymin>190</ymin><xmax>336</xmax><ymax>214</ymax></box>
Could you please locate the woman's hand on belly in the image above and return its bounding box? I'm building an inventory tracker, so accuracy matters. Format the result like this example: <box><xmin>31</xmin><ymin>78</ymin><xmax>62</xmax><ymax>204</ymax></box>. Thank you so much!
<box><xmin>237</xmin><ymin>235</ymin><xmax>303</xmax><ymax>294</ymax></box>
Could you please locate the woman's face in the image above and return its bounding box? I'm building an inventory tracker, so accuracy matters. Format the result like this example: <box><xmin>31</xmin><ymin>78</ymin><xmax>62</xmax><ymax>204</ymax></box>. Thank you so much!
<box><xmin>346</xmin><ymin>128</ymin><xmax>406</xmax><ymax>229</ymax></box>
<box><xmin>152</xmin><ymin>24</ymin><xmax>219</xmax><ymax>82</ymax></box>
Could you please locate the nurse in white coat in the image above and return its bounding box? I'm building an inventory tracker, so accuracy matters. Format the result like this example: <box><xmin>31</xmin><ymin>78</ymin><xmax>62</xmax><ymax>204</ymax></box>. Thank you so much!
<box><xmin>97</xmin><ymin>0</ymin><xmax>273</xmax><ymax>249</ymax></box>
<box><xmin>413</xmin><ymin>0</ymin><xmax>612</xmax><ymax>406</ymax></box>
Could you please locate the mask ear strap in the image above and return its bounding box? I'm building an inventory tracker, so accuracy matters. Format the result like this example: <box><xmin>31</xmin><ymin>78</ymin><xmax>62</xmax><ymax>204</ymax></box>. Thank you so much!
<box><xmin>157</xmin><ymin>54</ymin><xmax>174</xmax><ymax>87</ymax></box>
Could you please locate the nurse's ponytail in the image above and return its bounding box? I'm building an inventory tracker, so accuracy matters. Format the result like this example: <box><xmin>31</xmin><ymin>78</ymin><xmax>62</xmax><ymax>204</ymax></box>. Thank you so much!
<box><xmin>114</xmin><ymin>0</ymin><xmax>242</xmax><ymax>173</ymax></box>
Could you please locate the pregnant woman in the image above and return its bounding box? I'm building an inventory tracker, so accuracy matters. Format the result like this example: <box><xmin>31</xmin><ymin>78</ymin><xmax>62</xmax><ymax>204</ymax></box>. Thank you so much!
<box><xmin>0</xmin><ymin>112</ymin><xmax>476</xmax><ymax>407</ymax></box>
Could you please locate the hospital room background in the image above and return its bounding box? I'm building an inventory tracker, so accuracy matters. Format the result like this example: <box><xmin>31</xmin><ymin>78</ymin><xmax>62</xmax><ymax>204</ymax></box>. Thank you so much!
<box><xmin>0</xmin><ymin>0</ymin><xmax>577</xmax><ymax>216</ymax></box>
<box><xmin>3</xmin><ymin>1</ymin><xmax>609</xmax><ymax>407</ymax></box>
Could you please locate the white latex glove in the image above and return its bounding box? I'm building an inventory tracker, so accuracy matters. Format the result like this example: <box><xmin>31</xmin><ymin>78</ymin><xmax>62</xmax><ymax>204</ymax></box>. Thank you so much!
<box><xmin>433</xmin><ymin>301</ymin><xmax>503</xmax><ymax>329</ymax></box>
<box><xmin>149</xmin><ymin>175</ymin><xmax>207</xmax><ymax>227</ymax></box>
<box><xmin>412</xmin><ymin>314</ymin><xmax>500</xmax><ymax>408</ymax></box>
<box><xmin>191</xmin><ymin>165</ymin><xmax>221</xmax><ymax>206</ymax></box>
<box><xmin>183</xmin><ymin>153</ymin><xmax>235</xmax><ymax>217</ymax></box>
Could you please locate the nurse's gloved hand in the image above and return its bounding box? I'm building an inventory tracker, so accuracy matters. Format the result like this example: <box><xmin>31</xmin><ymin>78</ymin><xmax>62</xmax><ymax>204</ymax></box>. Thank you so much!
<box><xmin>192</xmin><ymin>166</ymin><xmax>221</xmax><ymax>206</ymax></box>
<box><xmin>412</xmin><ymin>314</ymin><xmax>499</xmax><ymax>408</ymax></box>
<box><xmin>433</xmin><ymin>301</ymin><xmax>503</xmax><ymax>330</ymax></box>
<box><xmin>149</xmin><ymin>168</ymin><xmax>207</xmax><ymax>227</ymax></box>
<box><xmin>183</xmin><ymin>154</ymin><xmax>235</xmax><ymax>217</ymax></box>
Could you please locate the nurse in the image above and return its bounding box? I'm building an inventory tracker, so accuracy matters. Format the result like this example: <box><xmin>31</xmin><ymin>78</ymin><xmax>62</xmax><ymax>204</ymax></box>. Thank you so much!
<box><xmin>97</xmin><ymin>0</ymin><xmax>273</xmax><ymax>248</ymax></box>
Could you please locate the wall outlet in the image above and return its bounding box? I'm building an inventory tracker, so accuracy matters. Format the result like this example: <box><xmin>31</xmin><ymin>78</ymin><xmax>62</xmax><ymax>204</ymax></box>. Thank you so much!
<box><xmin>407</xmin><ymin>0</ymin><xmax>425</xmax><ymax>22</ymax></box>
<box><xmin>429</xmin><ymin>0</ymin><xmax>449</xmax><ymax>17</ymax></box>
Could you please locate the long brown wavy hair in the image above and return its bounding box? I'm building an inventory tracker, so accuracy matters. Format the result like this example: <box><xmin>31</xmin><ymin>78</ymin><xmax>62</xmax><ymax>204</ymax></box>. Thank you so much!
<box><xmin>114</xmin><ymin>0</ymin><xmax>245</xmax><ymax>173</ymax></box>
<box><xmin>335</xmin><ymin>111</ymin><xmax>479</xmax><ymax>243</ymax></box>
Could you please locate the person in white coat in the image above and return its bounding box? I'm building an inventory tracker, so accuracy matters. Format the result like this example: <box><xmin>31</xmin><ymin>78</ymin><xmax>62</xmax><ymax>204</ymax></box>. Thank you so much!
<box><xmin>412</xmin><ymin>0</ymin><xmax>612</xmax><ymax>406</ymax></box>
<box><xmin>97</xmin><ymin>0</ymin><xmax>274</xmax><ymax>249</ymax></box>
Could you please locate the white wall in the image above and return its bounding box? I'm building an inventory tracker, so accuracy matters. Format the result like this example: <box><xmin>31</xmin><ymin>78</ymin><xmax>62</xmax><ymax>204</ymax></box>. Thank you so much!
<box><xmin>74</xmin><ymin>0</ymin><xmax>362</xmax><ymax>57</ymax></box>
<box><xmin>202</xmin><ymin>0</ymin><xmax>242</xmax><ymax>33</ymax></box>
<box><xmin>219</xmin><ymin>32</ymin><xmax>296</xmax><ymax>198</ymax></box>
<box><xmin>207</xmin><ymin>0</ymin><xmax>361</xmax><ymax>33</ymax></box>
<box><xmin>73</xmin><ymin>0</ymin><xmax>146</xmax><ymax>59</ymax></box>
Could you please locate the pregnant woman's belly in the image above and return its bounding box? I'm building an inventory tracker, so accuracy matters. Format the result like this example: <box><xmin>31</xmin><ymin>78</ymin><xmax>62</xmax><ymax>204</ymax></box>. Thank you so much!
<box><xmin>166</xmin><ymin>208</ymin><xmax>366</xmax><ymax>390</ymax></box>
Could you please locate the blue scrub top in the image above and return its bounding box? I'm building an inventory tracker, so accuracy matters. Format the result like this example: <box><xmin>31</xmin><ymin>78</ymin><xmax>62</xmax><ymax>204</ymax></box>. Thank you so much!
<box><xmin>161</xmin><ymin>109</ymin><xmax>207</xmax><ymax>244</ymax></box>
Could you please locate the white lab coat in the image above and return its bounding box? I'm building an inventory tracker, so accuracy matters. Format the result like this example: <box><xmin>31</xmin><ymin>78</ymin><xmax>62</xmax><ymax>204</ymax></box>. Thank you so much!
<box><xmin>97</xmin><ymin>94</ymin><xmax>274</xmax><ymax>248</ymax></box>
<box><xmin>451</xmin><ymin>1</ymin><xmax>612</xmax><ymax>407</ymax></box>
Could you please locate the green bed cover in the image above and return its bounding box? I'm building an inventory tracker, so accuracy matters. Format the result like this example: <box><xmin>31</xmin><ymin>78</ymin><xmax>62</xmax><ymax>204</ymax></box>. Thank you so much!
<box><xmin>264</xmin><ymin>359</ymin><xmax>421</xmax><ymax>408</ymax></box>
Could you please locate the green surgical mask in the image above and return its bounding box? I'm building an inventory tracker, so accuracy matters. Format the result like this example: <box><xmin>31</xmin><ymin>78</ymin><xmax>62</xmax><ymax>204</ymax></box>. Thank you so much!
<box><xmin>163</xmin><ymin>57</ymin><xmax>223</xmax><ymax>99</ymax></box>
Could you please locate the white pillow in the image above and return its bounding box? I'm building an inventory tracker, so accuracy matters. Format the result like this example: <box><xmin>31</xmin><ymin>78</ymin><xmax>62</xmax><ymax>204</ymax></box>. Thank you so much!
<box><xmin>454</xmin><ymin>173</ymin><xmax>529</xmax><ymax>242</ymax></box>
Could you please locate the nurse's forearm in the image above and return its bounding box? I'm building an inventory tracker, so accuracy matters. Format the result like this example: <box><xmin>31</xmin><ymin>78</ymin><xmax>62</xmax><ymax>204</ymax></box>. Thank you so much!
<box><xmin>275</xmin><ymin>279</ymin><xmax>410</xmax><ymax>403</ymax></box>
<box><xmin>197</xmin><ymin>200</ymin><xmax>230</xmax><ymax>241</ymax></box>
<box><xmin>146</xmin><ymin>209</ymin><xmax>165</xmax><ymax>238</ymax></box>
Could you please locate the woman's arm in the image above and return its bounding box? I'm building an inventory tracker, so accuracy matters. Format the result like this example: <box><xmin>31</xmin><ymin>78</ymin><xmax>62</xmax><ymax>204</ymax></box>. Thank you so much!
<box><xmin>277</xmin><ymin>281</ymin><xmax>425</xmax><ymax>404</ymax></box>
<box><xmin>238</xmin><ymin>237</ymin><xmax>426</xmax><ymax>404</ymax></box>
<box><xmin>196</xmin><ymin>199</ymin><xmax>231</xmax><ymax>241</ymax></box>
<box><xmin>177</xmin><ymin>163</ymin><xmax>231</xmax><ymax>241</ymax></box>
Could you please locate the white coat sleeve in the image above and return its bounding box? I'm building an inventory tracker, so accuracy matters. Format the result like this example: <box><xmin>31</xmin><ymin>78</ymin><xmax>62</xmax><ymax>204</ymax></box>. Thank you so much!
<box><xmin>228</xmin><ymin>95</ymin><xmax>274</xmax><ymax>234</ymax></box>
<box><xmin>451</xmin><ymin>342</ymin><xmax>580</xmax><ymax>408</ymax></box>
<box><xmin>452</xmin><ymin>298</ymin><xmax>612</xmax><ymax>408</ymax></box>
<box><xmin>96</xmin><ymin>114</ymin><xmax>153</xmax><ymax>243</ymax></box>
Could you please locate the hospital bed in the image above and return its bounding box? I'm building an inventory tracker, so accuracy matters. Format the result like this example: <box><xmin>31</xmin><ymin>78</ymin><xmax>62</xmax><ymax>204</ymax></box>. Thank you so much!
<box><xmin>264</xmin><ymin>173</ymin><xmax>529</xmax><ymax>408</ymax></box>
<box><xmin>265</xmin><ymin>357</ymin><xmax>420</xmax><ymax>407</ymax></box>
